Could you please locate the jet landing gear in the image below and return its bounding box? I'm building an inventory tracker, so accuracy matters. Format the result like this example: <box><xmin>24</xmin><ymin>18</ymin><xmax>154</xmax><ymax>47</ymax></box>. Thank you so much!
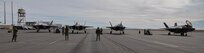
<box><xmin>73</xmin><ymin>30</ymin><xmax>79</xmax><ymax>34</ymax></box>
<box><xmin>181</xmin><ymin>33</ymin><xmax>188</xmax><ymax>36</ymax></box>
<box><xmin>84</xmin><ymin>30</ymin><xmax>87</xmax><ymax>33</ymax></box>
<box><xmin>109</xmin><ymin>30</ymin><xmax>125</xmax><ymax>34</ymax></box>
<box><xmin>37</xmin><ymin>29</ymin><xmax>40</xmax><ymax>32</ymax></box>
<box><xmin>110</xmin><ymin>31</ymin><xmax>112</xmax><ymax>34</ymax></box>
<box><xmin>119</xmin><ymin>31</ymin><xmax>125</xmax><ymax>34</ymax></box>
<box><xmin>48</xmin><ymin>30</ymin><xmax>51</xmax><ymax>32</ymax></box>
<box><xmin>185</xmin><ymin>33</ymin><xmax>188</xmax><ymax>36</ymax></box>
<box><xmin>168</xmin><ymin>32</ymin><xmax>171</xmax><ymax>35</ymax></box>
<box><xmin>72</xmin><ymin>30</ymin><xmax>86</xmax><ymax>34</ymax></box>
<box><xmin>168</xmin><ymin>32</ymin><xmax>188</xmax><ymax>36</ymax></box>
<box><xmin>72</xmin><ymin>30</ymin><xmax>74</xmax><ymax>34</ymax></box>
<box><xmin>122</xmin><ymin>31</ymin><xmax>125</xmax><ymax>34</ymax></box>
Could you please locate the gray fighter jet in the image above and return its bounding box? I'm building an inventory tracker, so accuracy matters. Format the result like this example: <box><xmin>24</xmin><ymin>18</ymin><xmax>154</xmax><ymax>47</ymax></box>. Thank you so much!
<box><xmin>163</xmin><ymin>20</ymin><xmax>195</xmax><ymax>36</ymax></box>
<box><xmin>106</xmin><ymin>21</ymin><xmax>126</xmax><ymax>34</ymax></box>
<box><xmin>32</xmin><ymin>20</ymin><xmax>55</xmax><ymax>32</ymax></box>
<box><xmin>69</xmin><ymin>22</ymin><xmax>91</xmax><ymax>34</ymax></box>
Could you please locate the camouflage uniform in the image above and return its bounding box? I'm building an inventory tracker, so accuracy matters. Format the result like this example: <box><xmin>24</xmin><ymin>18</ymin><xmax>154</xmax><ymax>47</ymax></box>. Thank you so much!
<box><xmin>12</xmin><ymin>26</ymin><xmax>18</xmax><ymax>42</ymax></box>
<box><xmin>65</xmin><ymin>26</ymin><xmax>69</xmax><ymax>40</ymax></box>
<box><xmin>62</xmin><ymin>27</ymin><xmax>65</xmax><ymax>35</ymax></box>
<box><xmin>96</xmin><ymin>27</ymin><xmax>101</xmax><ymax>41</ymax></box>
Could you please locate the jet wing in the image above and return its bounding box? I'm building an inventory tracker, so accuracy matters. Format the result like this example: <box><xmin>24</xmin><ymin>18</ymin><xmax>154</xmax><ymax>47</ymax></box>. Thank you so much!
<box><xmin>68</xmin><ymin>26</ymin><xmax>75</xmax><ymax>29</ymax></box>
<box><xmin>32</xmin><ymin>25</ymin><xmax>56</xmax><ymax>29</ymax></box>
<box><xmin>106</xmin><ymin>27</ymin><xmax>112</xmax><ymax>28</ymax></box>
<box><xmin>68</xmin><ymin>26</ymin><xmax>92</xmax><ymax>29</ymax></box>
<box><xmin>106</xmin><ymin>27</ymin><xmax>116</xmax><ymax>29</ymax></box>
<box><xmin>165</xmin><ymin>27</ymin><xmax>183</xmax><ymax>31</ymax></box>
<box><xmin>84</xmin><ymin>26</ymin><xmax>93</xmax><ymax>28</ymax></box>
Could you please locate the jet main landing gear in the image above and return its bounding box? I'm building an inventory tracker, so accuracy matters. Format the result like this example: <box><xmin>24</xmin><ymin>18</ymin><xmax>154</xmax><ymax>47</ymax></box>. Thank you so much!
<box><xmin>48</xmin><ymin>30</ymin><xmax>51</xmax><ymax>32</ymax></box>
<box><xmin>181</xmin><ymin>33</ymin><xmax>188</xmax><ymax>36</ymax></box>
<box><xmin>168</xmin><ymin>32</ymin><xmax>171</xmax><ymax>35</ymax></box>
<box><xmin>84</xmin><ymin>30</ymin><xmax>87</xmax><ymax>33</ymax></box>
<box><xmin>110</xmin><ymin>31</ymin><xmax>112</xmax><ymax>34</ymax></box>
<box><xmin>122</xmin><ymin>31</ymin><xmax>125</xmax><ymax>34</ymax></box>
<box><xmin>37</xmin><ymin>29</ymin><xmax>40</xmax><ymax>32</ymax></box>
<box><xmin>72</xmin><ymin>30</ymin><xmax>74</xmax><ymax>34</ymax></box>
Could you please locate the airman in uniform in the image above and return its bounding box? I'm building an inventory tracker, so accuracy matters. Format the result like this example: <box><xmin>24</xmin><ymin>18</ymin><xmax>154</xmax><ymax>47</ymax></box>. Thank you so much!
<box><xmin>96</xmin><ymin>27</ymin><xmax>101</xmax><ymax>41</ymax></box>
<box><xmin>100</xmin><ymin>28</ymin><xmax>103</xmax><ymax>35</ymax></box>
<box><xmin>62</xmin><ymin>27</ymin><xmax>65</xmax><ymax>35</ymax></box>
<box><xmin>65</xmin><ymin>26</ymin><xmax>69</xmax><ymax>40</ymax></box>
<box><xmin>11</xmin><ymin>26</ymin><xmax>18</xmax><ymax>42</ymax></box>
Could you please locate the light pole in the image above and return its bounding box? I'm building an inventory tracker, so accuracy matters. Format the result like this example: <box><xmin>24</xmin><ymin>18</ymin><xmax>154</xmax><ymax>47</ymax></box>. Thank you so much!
<box><xmin>4</xmin><ymin>1</ymin><xmax>6</xmax><ymax>24</ymax></box>
<box><xmin>11</xmin><ymin>1</ymin><xmax>14</xmax><ymax>26</ymax></box>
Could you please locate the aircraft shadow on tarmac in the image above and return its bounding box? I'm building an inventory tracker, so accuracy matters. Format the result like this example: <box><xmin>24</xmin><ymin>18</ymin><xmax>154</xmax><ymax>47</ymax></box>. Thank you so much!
<box><xmin>69</xmin><ymin>32</ymin><xmax>87</xmax><ymax>34</ymax></box>
<box><xmin>25</xmin><ymin>31</ymin><xmax>89</xmax><ymax>34</ymax></box>
<box><xmin>104</xmin><ymin>33</ymin><xmax>127</xmax><ymax>35</ymax></box>
<box><xmin>159</xmin><ymin>34</ymin><xmax>191</xmax><ymax>37</ymax></box>
<box><xmin>0</xmin><ymin>41</ymin><xmax>13</xmax><ymax>44</ymax></box>
<box><xmin>25</xmin><ymin>31</ymin><xmax>53</xmax><ymax>33</ymax></box>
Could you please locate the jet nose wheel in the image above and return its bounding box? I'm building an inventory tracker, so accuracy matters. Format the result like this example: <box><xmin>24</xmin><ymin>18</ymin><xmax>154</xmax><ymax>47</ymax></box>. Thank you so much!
<box><xmin>110</xmin><ymin>31</ymin><xmax>112</xmax><ymax>34</ymax></box>
<box><xmin>181</xmin><ymin>33</ymin><xmax>184</xmax><ymax>36</ymax></box>
<box><xmin>168</xmin><ymin>32</ymin><xmax>171</xmax><ymax>35</ymax></box>
<box><xmin>185</xmin><ymin>33</ymin><xmax>188</xmax><ymax>36</ymax></box>
<box><xmin>122</xmin><ymin>31</ymin><xmax>125</xmax><ymax>34</ymax></box>
<box><xmin>49</xmin><ymin>30</ymin><xmax>51</xmax><ymax>32</ymax></box>
<box><xmin>37</xmin><ymin>29</ymin><xmax>40</xmax><ymax>32</ymax></box>
<box><xmin>72</xmin><ymin>30</ymin><xmax>74</xmax><ymax>34</ymax></box>
<box><xmin>84</xmin><ymin>31</ymin><xmax>87</xmax><ymax>33</ymax></box>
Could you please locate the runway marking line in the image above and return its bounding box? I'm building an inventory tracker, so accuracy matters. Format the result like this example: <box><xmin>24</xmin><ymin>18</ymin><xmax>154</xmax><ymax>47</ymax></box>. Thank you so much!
<box><xmin>49</xmin><ymin>40</ymin><xmax>57</xmax><ymax>44</ymax></box>
<box><xmin>126</xmin><ymin>35</ymin><xmax>179</xmax><ymax>48</ymax></box>
<box><xmin>152</xmin><ymin>41</ymin><xmax>179</xmax><ymax>47</ymax></box>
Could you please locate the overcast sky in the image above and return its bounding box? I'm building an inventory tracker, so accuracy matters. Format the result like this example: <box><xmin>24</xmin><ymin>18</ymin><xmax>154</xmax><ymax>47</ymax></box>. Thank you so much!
<box><xmin>0</xmin><ymin>0</ymin><xmax>204</xmax><ymax>29</ymax></box>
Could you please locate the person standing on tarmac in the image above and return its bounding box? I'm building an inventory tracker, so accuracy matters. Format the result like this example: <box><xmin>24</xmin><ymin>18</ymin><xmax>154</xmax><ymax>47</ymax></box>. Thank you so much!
<box><xmin>64</xmin><ymin>26</ymin><xmax>69</xmax><ymax>40</ymax></box>
<box><xmin>100</xmin><ymin>28</ymin><xmax>103</xmax><ymax>35</ymax></box>
<box><xmin>96</xmin><ymin>27</ymin><xmax>101</xmax><ymax>41</ymax></box>
<box><xmin>62</xmin><ymin>27</ymin><xmax>65</xmax><ymax>35</ymax></box>
<box><xmin>11</xmin><ymin>26</ymin><xmax>18</xmax><ymax>42</ymax></box>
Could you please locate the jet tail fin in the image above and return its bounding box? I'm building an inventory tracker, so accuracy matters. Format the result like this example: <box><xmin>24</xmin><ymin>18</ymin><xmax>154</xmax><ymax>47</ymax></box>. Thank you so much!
<box><xmin>163</xmin><ymin>22</ymin><xmax>169</xmax><ymax>28</ymax></box>
<box><xmin>49</xmin><ymin>20</ymin><xmax>53</xmax><ymax>26</ymax></box>
<box><xmin>174</xmin><ymin>22</ymin><xmax>177</xmax><ymax>26</ymax></box>
<box><xmin>76</xmin><ymin>22</ymin><xmax>78</xmax><ymax>25</ymax></box>
<box><xmin>84</xmin><ymin>21</ymin><xmax>86</xmax><ymax>26</ymax></box>
<box><xmin>186</xmin><ymin>20</ymin><xmax>193</xmax><ymax>27</ymax></box>
<box><xmin>109</xmin><ymin>21</ymin><xmax>113</xmax><ymax>27</ymax></box>
<box><xmin>120</xmin><ymin>21</ymin><xmax>122</xmax><ymax>24</ymax></box>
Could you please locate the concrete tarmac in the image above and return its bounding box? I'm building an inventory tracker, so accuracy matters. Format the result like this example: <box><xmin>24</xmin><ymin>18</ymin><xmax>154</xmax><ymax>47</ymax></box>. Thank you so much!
<box><xmin>0</xmin><ymin>29</ymin><xmax>203</xmax><ymax>53</ymax></box>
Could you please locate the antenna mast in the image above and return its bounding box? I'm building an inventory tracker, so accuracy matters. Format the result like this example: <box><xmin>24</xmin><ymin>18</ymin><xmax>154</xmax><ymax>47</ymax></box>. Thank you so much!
<box><xmin>4</xmin><ymin>1</ymin><xmax>6</xmax><ymax>24</ymax></box>
<box><xmin>11</xmin><ymin>1</ymin><xmax>14</xmax><ymax>25</ymax></box>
